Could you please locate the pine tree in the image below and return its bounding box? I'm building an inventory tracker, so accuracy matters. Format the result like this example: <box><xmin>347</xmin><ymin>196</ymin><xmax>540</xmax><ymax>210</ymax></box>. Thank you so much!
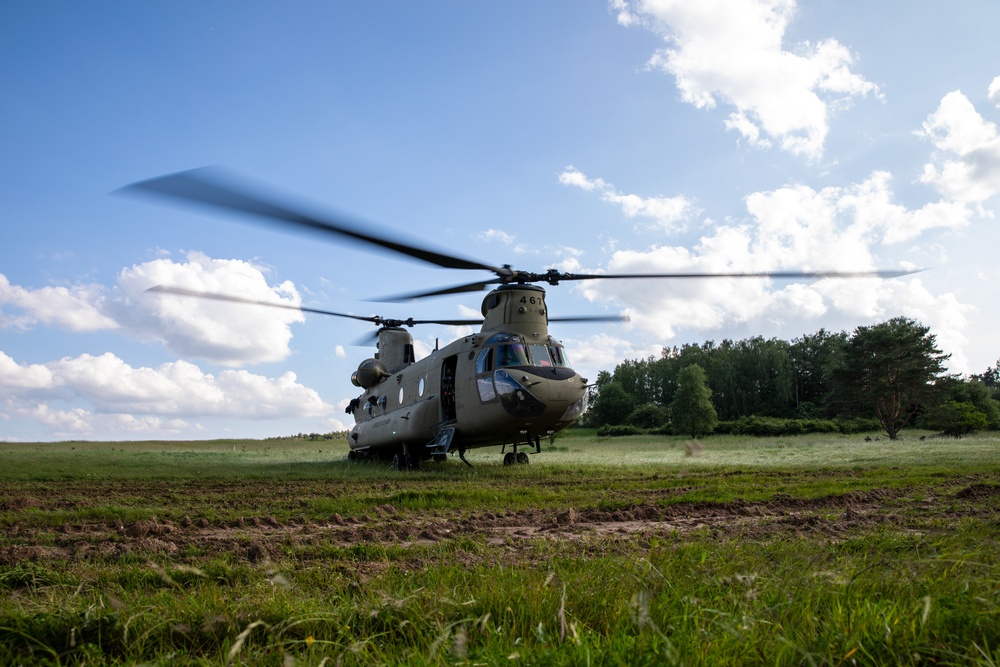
<box><xmin>670</xmin><ymin>364</ymin><xmax>718</xmax><ymax>438</ymax></box>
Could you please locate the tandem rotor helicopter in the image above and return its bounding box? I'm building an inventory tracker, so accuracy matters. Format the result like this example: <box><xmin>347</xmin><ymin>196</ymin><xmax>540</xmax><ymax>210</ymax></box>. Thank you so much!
<box><xmin>121</xmin><ymin>168</ymin><xmax>914</xmax><ymax>470</ymax></box>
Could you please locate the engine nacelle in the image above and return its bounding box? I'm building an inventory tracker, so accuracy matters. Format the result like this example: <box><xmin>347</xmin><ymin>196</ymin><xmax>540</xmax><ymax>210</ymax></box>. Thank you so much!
<box><xmin>352</xmin><ymin>358</ymin><xmax>389</xmax><ymax>388</ymax></box>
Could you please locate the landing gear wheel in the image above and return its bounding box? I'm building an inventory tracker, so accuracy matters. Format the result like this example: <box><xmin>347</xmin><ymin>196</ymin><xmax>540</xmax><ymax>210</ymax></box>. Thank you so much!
<box><xmin>503</xmin><ymin>452</ymin><xmax>517</xmax><ymax>466</ymax></box>
<box><xmin>392</xmin><ymin>452</ymin><xmax>405</xmax><ymax>471</ymax></box>
<box><xmin>516</xmin><ymin>451</ymin><xmax>530</xmax><ymax>465</ymax></box>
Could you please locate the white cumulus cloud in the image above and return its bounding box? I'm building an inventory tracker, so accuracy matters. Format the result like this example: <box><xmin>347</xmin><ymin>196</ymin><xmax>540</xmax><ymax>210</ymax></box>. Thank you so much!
<box><xmin>0</xmin><ymin>274</ymin><xmax>119</xmax><ymax>332</ymax></box>
<box><xmin>1</xmin><ymin>350</ymin><xmax>333</xmax><ymax>437</ymax></box>
<box><xmin>113</xmin><ymin>251</ymin><xmax>305</xmax><ymax>366</ymax></box>
<box><xmin>989</xmin><ymin>75</ymin><xmax>1000</xmax><ymax>109</ymax></box>
<box><xmin>574</xmin><ymin>170</ymin><xmax>975</xmax><ymax>369</ymax></box>
<box><xmin>612</xmin><ymin>0</ymin><xmax>879</xmax><ymax>159</ymax></box>
<box><xmin>917</xmin><ymin>88</ymin><xmax>1000</xmax><ymax>207</ymax></box>
<box><xmin>559</xmin><ymin>166</ymin><xmax>693</xmax><ymax>232</ymax></box>
<box><xmin>2</xmin><ymin>252</ymin><xmax>309</xmax><ymax>367</ymax></box>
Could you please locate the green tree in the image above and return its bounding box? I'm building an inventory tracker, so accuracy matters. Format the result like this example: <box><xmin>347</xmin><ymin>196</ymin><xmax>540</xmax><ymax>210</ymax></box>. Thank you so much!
<box><xmin>832</xmin><ymin>317</ymin><xmax>949</xmax><ymax>440</ymax></box>
<box><xmin>587</xmin><ymin>381</ymin><xmax>636</xmax><ymax>427</ymax></box>
<box><xmin>926</xmin><ymin>400</ymin><xmax>988</xmax><ymax>437</ymax></box>
<box><xmin>933</xmin><ymin>376</ymin><xmax>1000</xmax><ymax>430</ymax></box>
<box><xmin>613</xmin><ymin>357</ymin><xmax>658</xmax><ymax>406</ymax></box>
<box><xmin>971</xmin><ymin>359</ymin><xmax>1000</xmax><ymax>389</ymax></box>
<box><xmin>790</xmin><ymin>328</ymin><xmax>848</xmax><ymax>416</ymax></box>
<box><xmin>670</xmin><ymin>364</ymin><xmax>718</xmax><ymax>438</ymax></box>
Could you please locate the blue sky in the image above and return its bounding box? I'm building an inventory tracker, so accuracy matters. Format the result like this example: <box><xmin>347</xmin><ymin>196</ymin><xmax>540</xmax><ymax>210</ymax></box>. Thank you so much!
<box><xmin>3</xmin><ymin>1</ymin><xmax>1000</xmax><ymax>441</ymax></box>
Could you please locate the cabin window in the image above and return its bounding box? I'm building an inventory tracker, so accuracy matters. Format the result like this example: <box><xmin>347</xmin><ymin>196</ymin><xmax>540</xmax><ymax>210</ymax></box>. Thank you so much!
<box><xmin>496</xmin><ymin>343</ymin><xmax>529</xmax><ymax>368</ymax></box>
<box><xmin>418</xmin><ymin>377</ymin><xmax>425</xmax><ymax>396</ymax></box>
<box><xmin>377</xmin><ymin>395</ymin><xmax>387</xmax><ymax>412</ymax></box>
<box><xmin>398</xmin><ymin>387</ymin><xmax>404</xmax><ymax>405</ymax></box>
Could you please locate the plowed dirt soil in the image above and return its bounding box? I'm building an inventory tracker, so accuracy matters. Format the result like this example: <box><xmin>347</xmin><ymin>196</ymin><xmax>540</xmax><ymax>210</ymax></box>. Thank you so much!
<box><xmin>5</xmin><ymin>480</ymin><xmax>996</xmax><ymax>570</ymax></box>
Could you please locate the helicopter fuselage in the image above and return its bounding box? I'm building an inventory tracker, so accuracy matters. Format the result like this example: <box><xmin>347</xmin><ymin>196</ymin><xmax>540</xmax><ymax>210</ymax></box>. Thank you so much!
<box><xmin>346</xmin><ymin>285</ymin><xmax>589</xmax><ymax>465</ymax></box>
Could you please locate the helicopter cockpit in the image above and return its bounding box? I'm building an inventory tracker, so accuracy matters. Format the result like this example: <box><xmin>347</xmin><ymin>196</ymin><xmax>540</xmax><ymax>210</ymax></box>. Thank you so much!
<box><xmin>476</xmin><ymin>332</ymin><xmax>572</xmax><ymax>373</ymax></box>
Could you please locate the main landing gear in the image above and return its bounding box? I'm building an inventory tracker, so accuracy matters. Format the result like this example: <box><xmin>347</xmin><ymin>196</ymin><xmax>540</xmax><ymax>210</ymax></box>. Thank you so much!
<box><xmin>391</xmin><ymin>445</ymin><xmax>420</xmax><ymax>471</ymax></box>
<box><xmin>503</xmin><ymin>451</ymin><xmax>530</xmax><ymax>466</ymax></box>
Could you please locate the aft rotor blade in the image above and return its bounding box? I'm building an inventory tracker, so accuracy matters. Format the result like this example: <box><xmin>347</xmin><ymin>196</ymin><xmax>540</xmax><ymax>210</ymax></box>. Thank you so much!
<box><xmin>119</xmin><ymin>168</ymin><xmax>503</xmax><ymax>273</ymax></box>
<box><xmin>146</xmin><ymin>285</ymin><xmax>379</xmax><ymax>323</ymax></box>
<box><xmin>148</xmin><ymin>285</ymin><xmax>483</xmax><ymax>327</ymax></box>
<box><xmin>409</xmin><ymin>318</ymin><xmax>484</xmax><ymax>326</ymax></box>
<box><xmin>351</xmin><ymin>330</ymin><xmax>380</xmax><ymax>346</ymax></box>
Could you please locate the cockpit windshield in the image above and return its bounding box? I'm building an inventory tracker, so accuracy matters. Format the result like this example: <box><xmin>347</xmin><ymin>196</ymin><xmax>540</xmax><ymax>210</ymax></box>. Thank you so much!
<box><xmin>528</xmin><ymin>344</ymin><xmax>553</xmax><ymax>367</ymax></box>
<box><xmin>480</xmin><ymin>333</ymin><xmax>571</xmax><ymax>371</ymax></box>
<box><xmin>496</xmin><ymin>343</ymin><xmax>530</xmax><ymax>368</ymax></box>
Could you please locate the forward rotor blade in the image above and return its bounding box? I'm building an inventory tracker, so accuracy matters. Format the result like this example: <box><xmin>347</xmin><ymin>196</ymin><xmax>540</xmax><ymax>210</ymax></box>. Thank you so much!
<box><xmin>375</xmin><ymin>279</ymin><xmax>501</xmax><ymax>302</ymax></box>
<box><xmin>549</xmin><ymin>314</ymin><xmax>630</xmax><ymax>323</ymax></box>
<box><xmin>119</xmin><ymin>168</ymin><xmax>503</xmax><ymax>273</ymax></box>
<box><xmin>554</xmin><ymin>269</ymin><xmax>920</xmax><ymax>281</ymax></box>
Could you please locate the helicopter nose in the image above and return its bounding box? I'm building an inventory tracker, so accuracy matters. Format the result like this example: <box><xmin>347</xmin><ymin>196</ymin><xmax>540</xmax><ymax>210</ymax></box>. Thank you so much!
<box><xmin>494</xmin><ymin>369</ymin><xmax>586</xmax><ymax>420</ymax></box>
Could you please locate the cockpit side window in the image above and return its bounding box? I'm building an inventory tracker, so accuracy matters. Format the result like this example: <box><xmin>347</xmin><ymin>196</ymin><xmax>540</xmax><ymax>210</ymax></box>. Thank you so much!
<box><xmin>476</xmin><ymin>348</ymin><xmax>494</xmax><ymax>374</ymax></box>
<box><xmin>548</xmin><ymin>344</ymin><xmax>570</xmax><ymax>368</ymax></box>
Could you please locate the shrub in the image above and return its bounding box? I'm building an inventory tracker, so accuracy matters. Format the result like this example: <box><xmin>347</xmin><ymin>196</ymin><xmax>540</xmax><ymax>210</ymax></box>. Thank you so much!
<box><xmin>836</xmin><ymin>417</ymin><xmax>882</xmax><ymax>434</ymax></box>
<box><xmin>625</xmin><ymin>403</ymin><xmax>670</xmax><ymax>430</ymax></box>
<box><xmin>715</xmin><ymin>416</ymin><xmax>844</xmax><ymax>437</ymax></box>
<box><xmin>596</xmin><ymin>424</ymin><xmax>646</xmax><ymax>437</ymax></box>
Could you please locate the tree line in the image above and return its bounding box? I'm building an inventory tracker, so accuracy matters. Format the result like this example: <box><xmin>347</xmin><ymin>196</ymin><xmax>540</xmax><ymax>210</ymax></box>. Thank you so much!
<box><xmin>585</xmin><ymin>317</ymin><xmax>1000</xmax><ymax>439</ymax></box>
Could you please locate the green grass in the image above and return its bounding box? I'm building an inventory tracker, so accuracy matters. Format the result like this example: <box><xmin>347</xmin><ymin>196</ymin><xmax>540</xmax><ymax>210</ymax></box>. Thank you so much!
<box><xmin>2</xmin><ymin>430</ymin><xmax>1000</xmax><ymax>665</ymax></box>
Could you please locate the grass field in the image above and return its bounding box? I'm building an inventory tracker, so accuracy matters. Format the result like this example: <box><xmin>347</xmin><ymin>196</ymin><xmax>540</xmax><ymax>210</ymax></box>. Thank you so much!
<box><xmin>2</xmin><ymin>429</ymin><xmax>999</xmax><ymax>665</ymax></box>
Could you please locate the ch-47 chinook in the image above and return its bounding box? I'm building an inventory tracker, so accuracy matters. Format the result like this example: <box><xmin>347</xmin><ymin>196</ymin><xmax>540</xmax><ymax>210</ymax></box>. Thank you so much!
<box><xmin>122</xmin><ymin>168</ymin><xmax>916</xmax><ymax>470</ymax></box>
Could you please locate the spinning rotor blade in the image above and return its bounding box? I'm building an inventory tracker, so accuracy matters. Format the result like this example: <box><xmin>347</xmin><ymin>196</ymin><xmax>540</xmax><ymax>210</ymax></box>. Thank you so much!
<box><xmin>121</xmin><ymin>169</ymin><xmax>921</xmax><ymax>304</ymax></box>
<box><xmin>551</xmin><ymin>269</ymin><xmax>919</xmax><ymax>281</ymax></box>
<box><xmin>549</xmin><ymin>314</ymin><xmax>630</xmax><ymax>323</ymax></box>
<box><xmin>146</xmin><ymin>284</ymin><xmax>484</xmax><ymax>330</ymax></box>
<box><xmin>376</xmin><ymin>279</ymin><xmax>502</xmax><ymax>302</ymax></box>
<box><xmin>146</xmin><ymin>285</ymin><xmax>376</xmax><ymax>322</ymax></box>
<box><xmin>119</xmin><ymin>168</ymin><xmax>504</xmax><ymax>274</ymax></box>
<box><xmin>372</xmin><ymin>268</ymin><xmax>917</xmax><ymax>302</ymax></box>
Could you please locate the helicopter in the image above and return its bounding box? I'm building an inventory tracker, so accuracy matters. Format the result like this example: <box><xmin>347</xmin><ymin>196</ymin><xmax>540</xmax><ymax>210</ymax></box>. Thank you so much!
<box><xmin>121</xmin><ymin>168</ymin><xmax>916</xmax><ymax>470</ymax></box>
